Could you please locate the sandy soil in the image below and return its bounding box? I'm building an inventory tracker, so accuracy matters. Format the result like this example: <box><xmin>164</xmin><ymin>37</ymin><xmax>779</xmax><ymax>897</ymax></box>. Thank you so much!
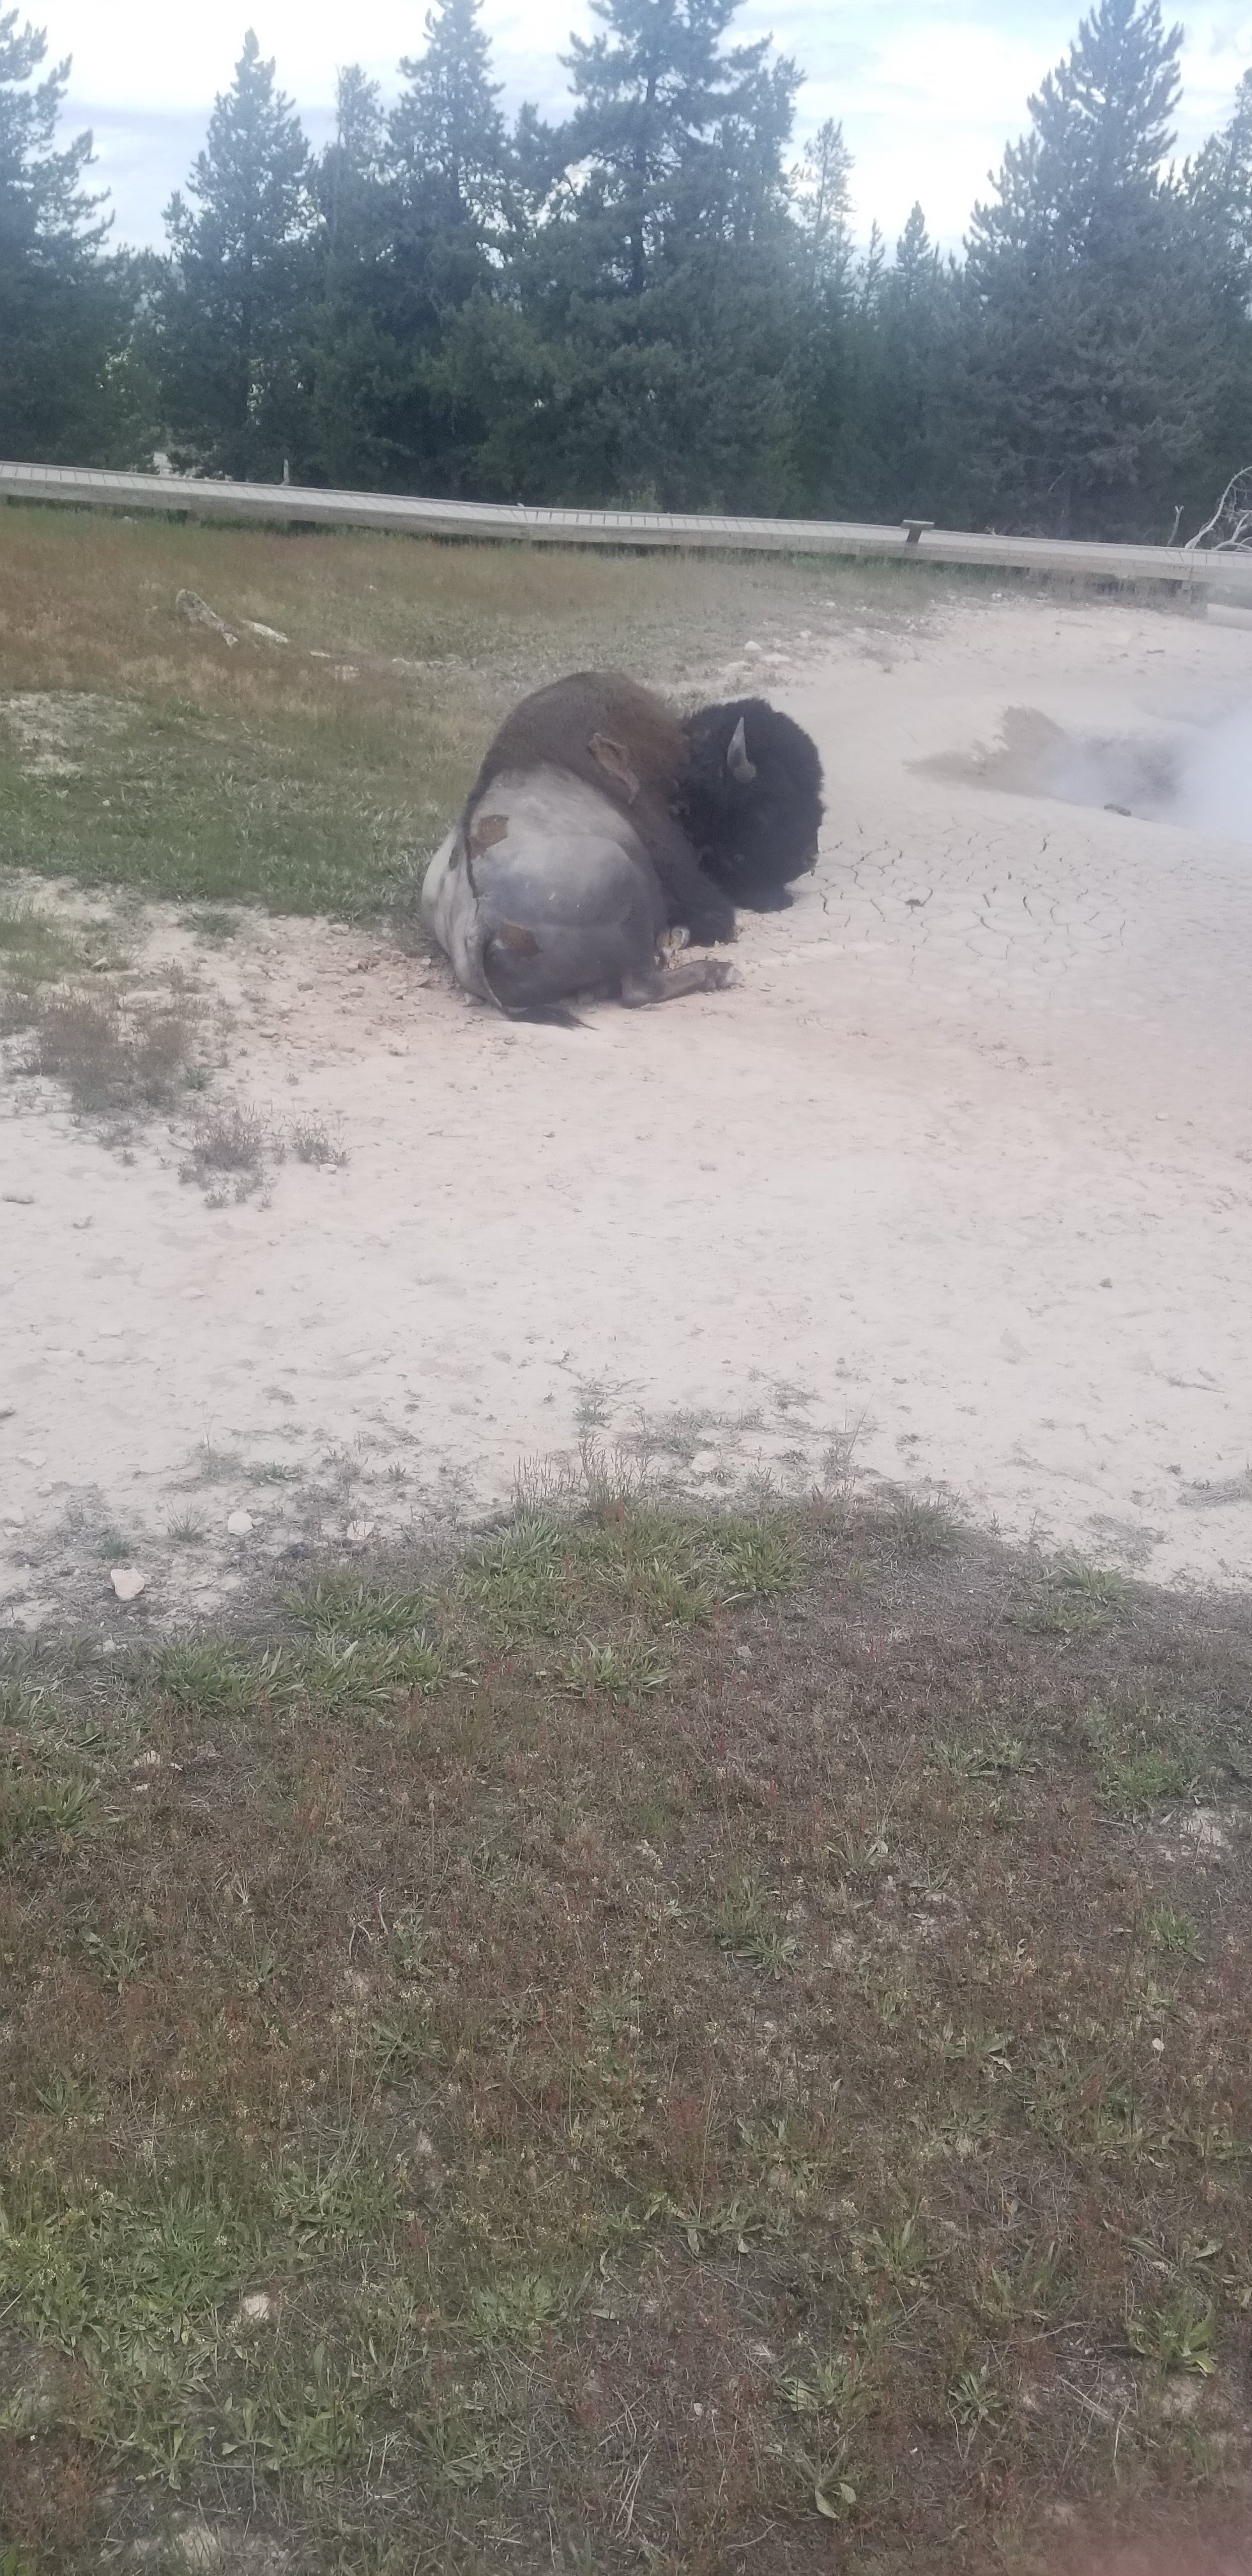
<box><xmin>3</xmin><ymin>586</ymin><xmax>1251</xmax><ymax>1628</ymax></box>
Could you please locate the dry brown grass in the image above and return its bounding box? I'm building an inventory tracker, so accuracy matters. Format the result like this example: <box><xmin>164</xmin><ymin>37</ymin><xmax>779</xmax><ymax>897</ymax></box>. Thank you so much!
<box><xmin>1</xmin><ymin>1495</ymin><xmax>1249</xmax><ymax>2573</ymax></box>
<box><xmin>0</xmin><ymin>502</ymin><xmax>973</xmax><ymax>922</ymax></box>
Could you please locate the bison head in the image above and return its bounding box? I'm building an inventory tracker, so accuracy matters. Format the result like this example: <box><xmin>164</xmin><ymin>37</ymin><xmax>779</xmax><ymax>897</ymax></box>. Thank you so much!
<box><xmin>680</xmin><ymin>698</ymin><xmax>824</xmax><ymax>910</ymax></box>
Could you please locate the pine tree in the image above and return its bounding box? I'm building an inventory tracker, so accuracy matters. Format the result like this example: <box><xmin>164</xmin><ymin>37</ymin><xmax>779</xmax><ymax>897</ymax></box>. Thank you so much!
<box><xmin>0</xmin><ymin>6</ymin><xmax>105</xmax><ymax>259</ymax></box>
<box><xmin>390</xmin><ymin>0</ymin><xmax>509</xmax><ymax>249</ymax></box>
<box><xmin>295</xmin><ymin>68</ymin><xmax>403</xmax><ymax>488</ymax></box>
<box><xmin>321</xmin><ymin>66</ymin><xmax>387</xmax><ymax>259</ymax></box>
<box><xmin>961</xmin><ymin>1</ymin><xmax>1218</xmax><ymax>536</ymax></box>
<box><xmin>791</xmin><ymin>119</ymin><xmax>853</xmax><ymax>291</ymax></box>
<box><xmin>970</xmin><ymin>0</ymin><xmax>1181</xmax><ymax>269</ymax></box>
<box><xmin>1187</xmin><ymin>68</ymin><xmax>1252</xmax><ymax>307</ymax></box>
<box><xmin>0</xmin><ymin>10</ymin><xmax>141</xmax><ymax>463</ymax></box>
<box><xmin>561</xmin><ymin>0</ymin><xmax>799</xmax><ymax>293</ymax></box>
<box><xmin>157</xmin><ymin>31</ymin><xmax>312</xmax><ymax>477</ymax></box>
<box><xmin>1183</xmin><ymin>70</ymin><xmax>1252</xmax><ymax>527</ymax></box>
<box><xmin>867</xmin><ymin>211</ymin><xmax>961</xmax><ymax>518</ymax></box>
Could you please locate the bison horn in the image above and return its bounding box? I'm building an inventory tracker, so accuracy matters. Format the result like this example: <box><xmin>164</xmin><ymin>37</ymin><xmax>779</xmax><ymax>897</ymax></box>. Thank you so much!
<box><xmin>726</xmin><ymin>716</ymin><xmax>756</xmax><ymax>785</ymax></box>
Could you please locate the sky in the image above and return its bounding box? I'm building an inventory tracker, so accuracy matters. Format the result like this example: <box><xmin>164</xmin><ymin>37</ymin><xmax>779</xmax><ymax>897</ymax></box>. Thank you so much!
<box><xmin>45</xmin><ymin>0</ymin><xmax>1252</xmax><ymax>256</ymax></box>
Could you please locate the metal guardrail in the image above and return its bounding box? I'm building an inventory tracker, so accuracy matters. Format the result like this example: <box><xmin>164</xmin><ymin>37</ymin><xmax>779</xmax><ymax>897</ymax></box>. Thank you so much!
<box><xmin>4</xmin><ymin>457</ymin><xmax>1252</xmax><ymax>594</ymax></box>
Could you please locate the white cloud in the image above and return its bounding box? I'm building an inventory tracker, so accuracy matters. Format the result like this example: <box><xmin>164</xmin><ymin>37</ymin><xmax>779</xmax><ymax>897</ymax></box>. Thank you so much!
<box><xmin>49</xmin><ymin>0</ymin><xmax>1252</xmax><ymax>252</ymax></box>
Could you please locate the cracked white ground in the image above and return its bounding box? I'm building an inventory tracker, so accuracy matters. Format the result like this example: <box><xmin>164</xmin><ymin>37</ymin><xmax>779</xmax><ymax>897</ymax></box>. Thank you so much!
<box><xmin>3</xmin><ymin>585</ymin><xmax>1251</xmax><ymax>1626</ymax></box>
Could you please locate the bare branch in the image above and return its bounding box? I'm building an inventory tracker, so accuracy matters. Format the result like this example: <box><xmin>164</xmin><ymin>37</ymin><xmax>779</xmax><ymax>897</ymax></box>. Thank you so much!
<box><xmin>1184</xmin><ymin>464</ymin><xmax>1252</xmax><ymax>553</ymax></box>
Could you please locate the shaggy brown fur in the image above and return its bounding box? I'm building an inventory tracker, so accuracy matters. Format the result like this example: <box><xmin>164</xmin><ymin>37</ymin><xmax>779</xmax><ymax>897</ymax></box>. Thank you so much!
<box><xmin>466</xmin><ymin>670</ymin><xmax>737</xmax><ymax>947</ymax></box>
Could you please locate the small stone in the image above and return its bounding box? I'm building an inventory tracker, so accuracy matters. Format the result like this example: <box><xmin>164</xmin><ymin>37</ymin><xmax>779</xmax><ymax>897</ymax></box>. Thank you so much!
<box><xmin>236</xmin><ymin>2291</ymin><xmax>275</xmax><ymax>2324</ymax></box>
<box><xmin>176</xmin><ymin>588</ymin><xmax>238</xmax><ymax>647</ymax></box>
<box><xmin>1184</xmin><ymin>1807</ymin><xmax>1229</xmax><ymax>1852</ymax></box>
<box><xmin>111</xmin><ymin>1566</ymin><xmax>146</xmax><ymax>1602</ymax></box>
<box><xmin>18</xmin><ymin>1450</ymin><xmax>47</xmax><ymax>1468</ymax></box>
<box><xmin>346</xmin><ymin>1518</ymin><xmax>374</xmax><ymax>1542</ymax></box>
<box><xmin>1160</xmin><ymin>2375</ymin><xmax>1203</xmax><ymax>2419</ymax></box>
<box><xmin>3</xmin><ymin>1508</ymin><xmax>27</xmax><ymax>1531</ymax></box>
<box><xmin>226</xmin><ymin>1509</ymin><xmax>254</xmax><ymax>1537</ymax></box>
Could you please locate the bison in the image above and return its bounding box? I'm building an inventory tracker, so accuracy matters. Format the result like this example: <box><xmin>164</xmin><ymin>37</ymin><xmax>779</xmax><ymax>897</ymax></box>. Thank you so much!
<box><xmin>420</xmin><ymin>669</ymin><xmax>823</xmax><ymax>1016</ymax></box>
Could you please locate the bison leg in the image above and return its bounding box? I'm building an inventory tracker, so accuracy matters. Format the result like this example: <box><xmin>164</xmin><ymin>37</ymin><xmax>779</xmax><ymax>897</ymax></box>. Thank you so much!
<box><xmin>620</xmin><ymin>958</ymin><xmax>735</xmax><ymax>1008</ymax></box>
<box><xmin>641</xmin><ymin>802</ymin><xmax>738</xmax><ymax>945</ymax></box>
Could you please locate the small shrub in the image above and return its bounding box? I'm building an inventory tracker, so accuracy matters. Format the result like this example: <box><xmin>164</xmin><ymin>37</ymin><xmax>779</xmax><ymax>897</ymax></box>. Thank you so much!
<box><xmin>289</xmin><ymin>1114</ymin><xmax>347</xmax><ymax>1167</ymax></box>
<box><xmin>156</xmin><ymin>1641</ymin><xmax>261</xmax><ymax>1714</ymax></box>
<box><xmin>713</xmin><ymin>1878</ymin><xmax>798</xmax><ymax>1976</ymax></box>
<box><xmin>0</xmin><ymin>1770</ymin><xmax>94</xmax><ymax>1849</ymax></box>
<box><xmin>1128</xmin><ymin>2298</ymin><xmax>1216</xmax><ymax>2374</ymax></box>
<box><xmin>1147</xmin><ymin>1904</ymin><xmax>1202</xmax><ymax>1957</ymax></box>
<box><xmin>560</xmin><ymin>1637</ymin><xmax>668</xmax><ymax>1698</ymax></box>
<box><xmin>886</xmin><ymin>1496</ymin><xmax>960</xmax><ymax>1558</ymax></box>
<box><xmin>468</xmin><ymin>2270</ymin><xmax>571</xmax><ymax>2348</ymax></box>
<box><xmin>179</xmin><ymin>1101</ymin><xmax>269</xmax><ymax>1184</ymax></box>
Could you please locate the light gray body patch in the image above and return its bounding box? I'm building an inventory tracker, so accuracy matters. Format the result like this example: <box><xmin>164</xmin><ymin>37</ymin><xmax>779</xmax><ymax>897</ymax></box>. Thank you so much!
<box><xmin>421</xmin><ymin>766</ymin><xmax>668</xmax><ymax>1013</ymax></box>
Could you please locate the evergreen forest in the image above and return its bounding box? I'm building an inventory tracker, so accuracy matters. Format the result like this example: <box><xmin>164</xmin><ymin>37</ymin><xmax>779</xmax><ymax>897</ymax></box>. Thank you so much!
<box><xmin>2</xmin><ymin>0</ymin><xmax>1251</xmax><ymax>540</ymax></box>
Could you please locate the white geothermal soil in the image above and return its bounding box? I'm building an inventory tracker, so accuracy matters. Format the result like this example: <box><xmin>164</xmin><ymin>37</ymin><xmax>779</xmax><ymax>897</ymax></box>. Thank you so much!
<box><xmin>3</xmin><ymin>585</ymin><xmax>1251</xmax><ymax>1628</ymax></box>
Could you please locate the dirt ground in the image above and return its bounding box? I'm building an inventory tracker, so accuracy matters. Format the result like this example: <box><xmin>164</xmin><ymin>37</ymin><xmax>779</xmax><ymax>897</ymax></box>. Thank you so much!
<box><xmin>3</xmin><ymin>583</ymin><xmax>1251</xmax><ymax>1627</ymax></box>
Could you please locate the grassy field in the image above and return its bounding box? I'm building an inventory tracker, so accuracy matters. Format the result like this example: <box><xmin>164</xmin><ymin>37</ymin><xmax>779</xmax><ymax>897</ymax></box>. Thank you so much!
<box><xmin>2</xmin><ymin>1489</ymin><xmax>1249</xmax><ymax>2572</ymax></box>
<box><xmin>0</xmin><ymin>503</ymin><xmax>935</xmax><ymax>924</ymax></box>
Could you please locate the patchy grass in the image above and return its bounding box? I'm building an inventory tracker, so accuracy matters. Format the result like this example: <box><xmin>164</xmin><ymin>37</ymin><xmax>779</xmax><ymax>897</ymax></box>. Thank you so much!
<box><xmin>1085</xmin><ymin>1703</ymin><xmax>1205</xmax><ymax>1814</ymax></box>
<box><xmin>0</xmin><ymin>896</ymin><xmax>87</xmax><ymax>983</ymax></box>
<box><xmin>0</xmin><ymin>505</ymin><xmax>986</xmax><ymax>922</ymax></box>
<box><xmin>0</xmin><ymin>893</ymin><xmax>208</xmax><ymax>1121</ymax></box>
<box><xmin>1</xmin><ymin>1499</ymin><xmax>1250</xmax><ymax>2572</ymax></box>
<box><xmin>1021</xmin><ymin>1553</ymin><xmax>1134</xmax><ymax>1638</ymax></box>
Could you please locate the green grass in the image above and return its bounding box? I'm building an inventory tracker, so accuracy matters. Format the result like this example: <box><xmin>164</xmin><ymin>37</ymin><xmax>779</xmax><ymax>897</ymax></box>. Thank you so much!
<box><xmin>0</xmin><ymin>505</ymin><xmax>963</xmax><ymax>920</ymax></box>
<box><xmin>461</xmin><ymin>1503</ymin><xmax>797</xmax><ymax>1645</ymax></box>
<box><xmin>0</xmin><ymin>1769</ymin><xmax>94</xmax><ymax>1850</ymax></box>
<box><xmin>1147</xmin><ymin>1902</ymin><xmax>1203</xmax><ymax>1956</ymax></box>
<box><xmin>1</xmin><ymin>1495</ymin><xmax>1249</xmax><ymax>2572</ymax></box>
<box><xmin>1085</xmin><ymin>1704</ymin><xmax>1203</xmax><ymax>1813</ymax></box>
